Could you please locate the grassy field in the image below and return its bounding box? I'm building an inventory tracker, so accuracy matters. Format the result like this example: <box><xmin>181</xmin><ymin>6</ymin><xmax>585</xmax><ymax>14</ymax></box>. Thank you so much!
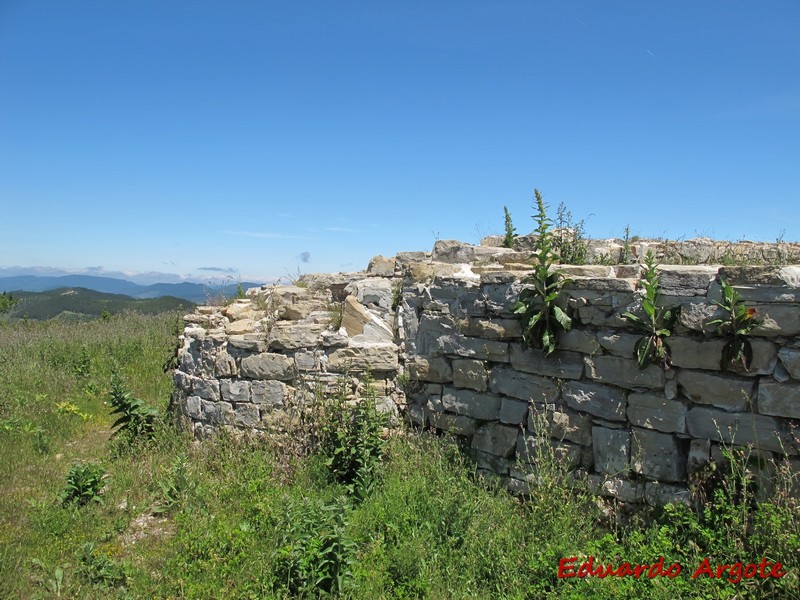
<box><xmin>0</xmin><ymin>313</ymin><xmax>797</xmax><ymax>599</ymax></box>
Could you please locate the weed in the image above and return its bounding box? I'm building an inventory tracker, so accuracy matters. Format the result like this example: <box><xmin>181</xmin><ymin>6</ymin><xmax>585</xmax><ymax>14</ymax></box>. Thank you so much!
<box><xmin>153</xmin><ymin>452</ymin><xmax>191</xmax><ymax>515</ymax></box>
<box><xmin>623</xmin><ymin>251</ymin><xmax>679</xmax><ymax>369</ymax></box>
<box><xmin>30</xmin><ymin>558</ymin><xmax>65</xmax><ymax>596</ymax></box>
<box><xmin>328</xmin><ymin>301</ymin><xmax>344</xmax><ymax>330</ymax></box>
<box><xmin>391</xmin><ymin>279</ymin><xmax>404</xmax><ymax>311</ymax></box>
<box><xmin>502</xmin><ymin>206</ymin><xmax>517</xmax><ymax>248</ymax></box>
<box><xmin>706</xmin><ymin>276</ymin><xmax>762</xmax><ymax>370</ymax></box>
<box><xmin>55</xmin><ymin>401</ymin><xmax>92</xmax><ymax>421</ymax></box>
<box><xmin>60</xmin><ymin>462</ymin><xmax>107</xmax><ymax>506</ymax></box>
<box><xmin>620</xmin><ymin>224</ymin><xmax>635</xmax><ymax>264</ymax></box>
<box><xmin>554</xmin><ymin>201</ymin><xmax>589</xmax><ymax>265</ymax></box>
<box><xmin>76</xmin><ymin>542</ymin><xmax>127</xmax><ymax>588</ymax></box>
<box><xmin>109</xmin><ymin>370</ymin><xmax>159</xmax><ymax>441</ymax></box>
<box><xmin>513</xmin><ymin>189</ymin><xmax>572</xmax><ymax>355</ymax></box>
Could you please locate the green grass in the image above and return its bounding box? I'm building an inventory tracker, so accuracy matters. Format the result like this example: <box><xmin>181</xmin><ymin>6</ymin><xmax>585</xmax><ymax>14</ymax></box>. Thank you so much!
<box><xmin>0</xmin><ymin>312</ymin><xmax>798</xmax><ymax>599</ymax></box>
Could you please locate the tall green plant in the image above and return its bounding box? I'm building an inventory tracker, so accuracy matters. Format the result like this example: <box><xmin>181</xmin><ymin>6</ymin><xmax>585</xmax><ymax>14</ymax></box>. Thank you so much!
<box><xmin>554</xmin><ymin>201</ymin><xmax>589</xmax><ymax>265</ymax></box>
<box><xmin>109</xmin><ymin>370</ymin><xmax>159</xmax><ymax>440</ymax></box>
<box><xmin>622</xmin><ymin>251</ymin><xmax>679</xmax><ymax>369</ymax></box>
<box><xmin>512</xmin><ymin>189</ymin><xmax>572</xmax><ymax>356</ymax></box>
<box><xmin>502</xmin><ymin>206</ymin><xmax>517</xmax><ymax>249</ymax></box>
<box><xmin>706</xmin><ymin>276</ymin><xmax>762</xmax><ymax>370</ymax></box>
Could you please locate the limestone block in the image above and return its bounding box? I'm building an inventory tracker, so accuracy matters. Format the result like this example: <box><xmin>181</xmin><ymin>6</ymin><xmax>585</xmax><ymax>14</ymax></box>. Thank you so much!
<box><xmin>452</xmin><ymin>359</ymin><xmax>488</xmax><ymax>391</ymax></box>
<box><xmin>294</xmin><ymin>349</ymin><xmax>326</xmax><ymax>371</ymax></box>
<box><xmin>558</xmin><ymin>329</ymin><xmax>602</xmax><ymax>354</ymax></box>
<box><xmin>488</xmin><ymin>366</ymin><xmax>559</xmax><ymax>403</ymax></box>
<box><xmin>597</xmin><ymin>332</ymin><xmax>640</xmax><ymax>358</ymax></box>
<box><xmin>626</xmin><ymin>393</ymin><xmax>686</xmax><ymax>433</ymax></box>
<box><xmin>718</xmin><ymin>265</ymin><xmax>800</xmax><ymax>286</ymax></box>
<box><xmin>562</xmin><ymin>381</ymin><xmax>627</xmax><ymax>421</ymax></box>
<box><xmin>441</xmin><ymin>387</ymin><xmax>501</xmax><ymax>421</ymax></box>
<box><xmin>643</xmin><ymin>482</ymin><xmax>690</xmax><ymax>506</ymax></box>
<box><xmin>472</xmin><ymin>422</ymin><xmax>519</xmax><ymax>457</ymax></box>
<box><xmin>758</xmin><ymin>381</ymin><xmax>800</xmax><ymax>419</ymax></box>
<box><xmin>241</xmin><ymin>353</ymin><xmax>297</xmax><ymax>380</ymax></box>
<box><xmin>193</xmin><ymin>378</ymin><xmax>220</xmax><ymax>402</ymax></box>
<box><xmin>328</xmin><ymin>343</ymin><xmax>398</xmax><ymax>372</ymax></box>
<box><xmin>586</xmin><ymin>475</ymin><xmax>643</xmax><ymax>503</ymax></box>
<box><xmin>340</xmin><ymin>295</ymin><xmax>393</xmax><ymax>342</ymax></box>
<box><xmin>186</xmin><ymin>396</ymin><xmax>202</xmax><ymax>420</ymax></box>
<box><xmin>584</xmin><ymin>355</ymin><xmax>665</xmax><ymax>390</ymax></box>
<box><xmin>678</xmin><ymin>301</ymin><xmax>720</xmax><ymax>332</ymax></box>
<box><xmin>656</xmin><ymin>266</ymin><xmax>718</xmax><ymax>296</ymax></box>
<box><xmin>559</xmin><ymin>265</ymin><xmax>615</xmax><ymax>278</ymax></box>
<box><xmin>510</xmin><ymin>344</ymin><xmax>584</xmax><ymax>379</ymax></box>
<box><xmin>463</xmin><ymin>318</ymin><xmax>522</xmax><ymax>339</ymax></box>
<box><xmin>565</xmin><ymin>277</ymin><xmax>637</xmax><ymax>293</ymax></box>
<box><xmin>474</xmin><ymin>450</ymin><xmax>511</xmax><ymax>475</ymax></box>
<box><xmin>429</xmin><ymin>412</ymin><xmax>478</xmax><ymax>435</ymax></box>
<box><xmin>200</xmin><ymin>400</ymin><xmax>234</xmax><ymax>426</ymax></box>
<box><xmin>415</xmin><ymin>313</ymin><xmax>456</xmax><ymax>356</ymax></box>
<box><xmin>592</xmin><ymin>427</ymin><xmax>631</xmax><ymax>476</ymax></box>
<box><xmin>438</xmin><ymin>334</ymin><xmax>509</xmax><ymax>363</ymax></box>
<box><xmin>220</xmin><ymin>379</ymin><xmax>250</xmax><ymax>404</ymax></box>
<box><xmin>214</xmin><ymin>350</ymin><xmax>238</xmax><ymax>377</ymax></box>
<box><xmin>345</xmin><ymin>278</ymin><xmax>394</xmax><ymax>309</ymax></box>
<box><xmin>576</xmin><ymin>304</ymin><xmax>626</xmax><ymax>328</ymax></box>
<box><xmin>269</xmin><ymin>323</ymin><xmax>326</xmax><ymax>351</ymax></box>
<box><xmin>499</xmin><ymin>398</ymin><xmax>528</xmax><ymax>425</ymax></box>
<box><xmin>482</xmin><ymin>282</ymin><xmax>524</xmax><ymax>314</ymax></box>
<box><xmin>251</xmin><ymin>380</ymin><xmax>287</xmax><ymax>406</ymax></box>
<box><xmin>546</xmin><ymin>410</ymin><xmax>593</xmax><ymax>446</ymax></box>
<box><xmin>631</xmin><ymin>428</ymin><xmax>686</xmax><ymax>482</ymax></box>
<box><xmin>687</xmin><ymin>438</ymin><xmax>711</xmax><ymax>473</ymax></box>
<box><xmin>367</xmin><ymin>255</ymin><xmax>396</xmax><ymax>277</ymax></box>
<box><xmin>407</xmin><ymin>357</ymin><xmax>453</xmax><ymax>383</ymax></box>
<box><xmin>321</xmin><ymin>330</ymin><xmax>349</xmax><ymax>348</ymax></box>
<box><xmin>686</xmin><ymin>406</ymin><xmax>794</xmax><ymax>454</ymax></box>
<box><xmin>668</xmin><ymin>337</ymin><xmax>726</xmax><ymax>371</ymax></box>
<box><xmin>778</xmin><ymin>348</ymin><xmax>800</xmax><ymax>379</ymax></box>
<box><xmin>751</xmin><ymin>304</ymin><xmax>800</xmax><ymax>337</ymax></box>
<box><xmin>226</xmin><ymin>318</ymin><xmax>261</xmax><ymax>334</ymax></box>
<box><xmin>406</xmin><ymin>403</ymin><xmax>426</xmax><ymax>427</ymax></box>
<box><xmin>228</xmin><ymin>335</ymin><xmax>268</xmax><ymax>352</ymax></box>
<box><xmin>234</xmin><ymin>403</ymin><xmax>260</xmax><ymax>428</ymax></box>
<box><xmin>676</xmin><ymin>371</ymin><xmax>753</xmax><ymax>412</ymax></box>
<box><xmin>431</xmin><ymin>239</ymin><xmax>511</xmax><ymax>264</ymax></box>
<box><xmin>224</xmin><ymin>300</ymin><xmax>260</xmax><ymax>321</ymax></box>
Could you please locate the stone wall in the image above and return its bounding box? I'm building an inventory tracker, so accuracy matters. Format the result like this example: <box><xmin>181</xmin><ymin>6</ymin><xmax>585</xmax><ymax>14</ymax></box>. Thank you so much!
<box><xmin>172</xmin><ymin>241</ymin><xmax>800</xmax><ymax>505</ymax></box>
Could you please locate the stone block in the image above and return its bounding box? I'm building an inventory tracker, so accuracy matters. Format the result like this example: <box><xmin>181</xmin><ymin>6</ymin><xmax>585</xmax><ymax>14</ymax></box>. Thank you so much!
<box><xmin>678</xmin><ymin>301</ymin><xmax>719</xmax><ymax>332</ymax></box>
<box><xmin>200</xmin><ymin>400</ymin><xmax>234</xmax><ymax>426</ymax></box>
<box><xmin>626</xmin><ymin>393</ymin><xmax>686</xmax><ymax>433</ymax></box>
<box><xmin>472</xmin><ymin>422</ymin><xmax>519</xmax><ymax>457</ymax></box>
<box><xmin>438</xmin><ymin>334</ymin><xmax>509</xmax><ymax>362</ymax></box>
<box><xmin>686</xmin><ymin>406</ymin><xmax>794</xmax><ymax>454</ymax></box>
<box><xmin>227</xmin><ymin>335</ymin><xmax>268</xmax><ymax>352</ymax></box>
<box><xmin>452</xmin><ymin>359</ymin><xmax>488</xmax><ymax>391</ymax></box>
<box><xmin>687</xmin><ymin>438</ymin><xmax>711</xmax><ymax>473</ymax></box>
<box><xmin>751</xmin><ymin>304</ymin><xmax>800</xmax><ymax>337</ymax></box>
<box><xmin>474</xmin><ymin>450</ymin><xmax>511</xmax><ymax>475</ymax></box>
<box><xmin>193</xmin><ymin>378</ymin><xmax>220</xmax><ymax>402</ymax></box>
<box><xmin>186</xmin><ymin>395</ymin><xmax>202</xmax><ymax>420</ymax></box>
<box><xmin>509</xmin><ymin>344</ymin><xmax>584</xmax><ymax>379</ymax></box>
<box><xmin>294</xmin><ymin>350</ymin><xmax>325</xmax><ymax>371</ymax></box>
<box><xmin>463</xmin><ymin>318</ymin><xmax>522</xmax><ymax>339</ymax></box>
<box><xmin>214</xmin><ymin>350</ymin><xmax>238</xmax><ymax>377</ymax></box>
<box><xmin>499</xmin><ymin>398</ymin><xmax>528</xmax><ymax>425</ymax></box>
<box><xmin>631</xmin><ymin>428</ymin><xmax>687</xmax><ymax>482</ymax></box>
<box><xmin>441</xmin><ymin>387</ymin><xmax>501</xmax><ymax>421</ymax></box>
<box><xmin>415</xmin><ymin>313</ymin><xmax>456</xmax><ymax>356</ymax></box>
<box><xmin>669</xmin><ymin>337</ymin><xmax>727</xmax><ymax>371</ymax></box>
<box><xmin>234</xmin><ymin>403</ymin><xmax>260</xmax><ymax>428</ymax></box>
<box><xmin>328</xmin><ymin>343</ymin><xmax>398</xmax><ymax>372</ymax></box>
<box><xmin>584</xmin><ymin>355</ymin><xmax>665</xmax><ymax>390</ymax></box>
<box><xmin>586</xmin><ymin>475</ymin><xmax>643</xmax><ymax>503</ymax></box>
<box><xmin>597</xmin><ymin>331</ymin><xmax>639</xmax><ymax>358</ymax></box>
<box><xmin>562</xmin><ymin>381</ymin><xmax>627</xmax><ymax>421</ymax></box>
<box><xmin>676</xmin><ymin>371</ymin><xmax>753</xmax><ymax>412</ymax></box>
<box><xmin>758</xmin><ymin>381</ymin><xmax>800</xmax><ymax>419</ymax></box>
<box><xmin>429</xmin><ymin>412</ymin><xmax>478</xmax><ymax>436</ymax></box>
<box><xmin>269</xmin><ymin>323</ymin><xmax>326</xmax><ymax>351</ymax></box>
<box><xmin>592</xmin><ymin>427</ymin><xmax>631</xmax><ymax>476</ymax></box>
<box><xmin>241</xmin><ymin>353</ymin><xmax>297</xmax><ymax>380</ymax></box>
<box><xmin>558</xmin><ymin>329</ymin><xmax>602</xmax><ymax>354</ymax></box>
<box><xmin>643</xmin><ymin>482</ymin><xmax>690</xmax><ymax>506</ymax></box>
<box><xmin>657</xmin><ymin>266</ymin><xmax>718</xmax><ymax>296</ymax></box>
<box><xmin>251</xmin><ymin>380</ymin><xmax>287</xmax><ymax>406</ymax></box>
<box><xmin>778</xmin><ymin>348</ymin><xmax>800</xmax><ymax>379</ymax></box>
<box><xmin>344</xmin><ymin>277</ymin><xmax>394</xmax><ymax>309</ymax></box>
<box><xmin>546</xmin><ymin>410</ymin><xmax>593</xmax><ymax>446</ymax></box>
<box><xmin>367</xmin><ymin>255</ymin><xmax>395</xmax><ymax>277</ymax></box>
<box><xmin>488</xmin><ymin>366</ymin><xmax>559</xmax><ymax>403</ymax></box>
<box><xmin>226</xmin><ymin>318</ymin><xmax>262</xmax><ymax>334</ymax></box>
<box><xmin>220</xmin><ymin>379</ymin><xmax>250</xmax><ymax>403</ymax></box>
<box><xmin>407</xmin><ymin>357</ymin><xmax>453</xmax><ymax>383</ymax></box>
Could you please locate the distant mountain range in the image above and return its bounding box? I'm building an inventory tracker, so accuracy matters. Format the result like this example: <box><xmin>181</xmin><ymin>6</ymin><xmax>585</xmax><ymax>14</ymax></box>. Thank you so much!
<box><xmin>0</xmin><ymin>274</ymin><xmax>263</xmax><ymax>304</ymax></box>
<box><xmin>0</xmin><ymin>287</ymin><xmax>196</xmax><ymax>321</ymax></box>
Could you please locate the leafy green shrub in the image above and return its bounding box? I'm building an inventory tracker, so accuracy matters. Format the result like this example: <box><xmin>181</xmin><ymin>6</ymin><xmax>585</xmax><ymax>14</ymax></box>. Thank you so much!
<box><xmin>706</xmin><ymin>276</ymin><xmax>762</xmax><ymax>370</ymax></box>
<box><xmin>513</xmin><ymin>189</ymin><xmax>572</xmax><ymax>355</ymax></box>
<box><xmin>623</xmin><ymin>251</ymin><xmax>679</xmax><ymax>369</ymax></box>
<box><xmin>554</xmin><ymin>201</ymin><xmax>589</xmax><ymax>264</ymax></box>
<box><xmin>502</xmin><ymin>205</ymin><xmax>517</xmax><ymax>248</ymax></box>
<box><xmin>109</xmin><ymin>370</ymin><xmax>159</xmax><ymax>441</ymax></box>
<box><xmin>60</xmin><ymin>462</ymin><xmax>107</xmax><ymax>506</ymax></box>
<box><xmin>76</xmin><ymin>542</ymin><xmax>127</xmax><ymax>588</ymax></box>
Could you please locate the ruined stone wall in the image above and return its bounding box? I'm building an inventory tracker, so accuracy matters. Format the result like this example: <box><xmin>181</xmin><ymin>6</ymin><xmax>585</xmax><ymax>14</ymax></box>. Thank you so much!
<box><xmin>172</xmin><ymin>242</ymin><xmax>800</xmax><ymax>505</ymax></box>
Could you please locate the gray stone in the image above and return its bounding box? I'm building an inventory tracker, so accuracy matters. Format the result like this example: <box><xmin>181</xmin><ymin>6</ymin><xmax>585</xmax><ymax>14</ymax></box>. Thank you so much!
<box><xmin>676</xmin><ymin>371</ymin><xmax>753</xmax><ymax>412</ymax></box>
<box><xmin>558</xmin><ymin>329</ymin><xmax>602</xmax><ymax>354</ymax></box>
<box><xmin>463</xmin><ymin>318</ymin><xmax>522</xmax><ymax>339</ymax></box>
<box><xmin>214</xmin><ymin>350</ymin><xmax>238</xmax><ymax>377</ymax></box>
<box><xmin>193</xmin><ymin>378</ymin><xmax>220</xmax><ymax>402</ymax></box>
<box><xmin>592</xmin><ymin>427</ymin><xmax>631</xmax><ymax>476</ymax></box>
<box><xmin>201</xmin><ymin>400</ymin><xmax>234</xmax><ymax>426</ymax></box>
<box><xmin>328</xmin><ymin>343</ymin><xmax>398</xmax><ymax>372</ymax></box>
<box><xmin>367</xmin><ymin>255</ymin><xmax>396</xmax><ymax>277</ymax></box>
<box><xmin>269</xmin><ymin>323</ymin><xmax>326</xmax><ymax>351</ymax></box>
<box><xmin>250</xmin><ymin>380</ymin><xmax>287</xmax><ymax>406</ymax></box>
<box><xmin>752</xmin><ymin>304</ymin><xmax>800</xmax><ymax>337</ymax></box>
<box><xmin>415</xmin><ymin>313</ymin><xmax>456</xmax><ymax>356</ymax></box>
<box><xmin>687</xmin><ymin>438</ymin><xmax>711</xmax><ymax>473</ymax></box>
<box><xmin>345</xmin><ymin>278</ymin><xmax>394</xmax><ymax>309</ymax></box>
<box><xmin>643</xmin><ymin>482</ymin><xmax>690</xmax><ymax>506</ymax></box>
<box><xmin>547</xmin><ymin>410</ymin><xmax>593</xmax><ymax>446</ymax></box>
<box><xmin>452</xmin><ymin>359</ymin><xmax>488</xmax><ymax>391</ymax></box>
<box><xmin>657</xmin><ymin>266</ymin><xmax>718</xmax><ymax>296</ymax></box>
<box><xmin>474</xmin><ymin>450</ymin><xmax>511</xmax><ymax>475</ymax></box>
<box><xmin>499</xmin><ymin>398</ymin><xmax>528</xmax><ymax>425</ymax></box>
<box><xmin>509</xmin><ymin>344</ymin><xmax>584</xmax><ymax>379</ymax></box>
<box><xmin>407</xmin><ymin>357</ymin><xmax>453</xmax><ymax>383</ymax></box>
<box><xmin>228</xmin><ymin>335</ymin><xmax>268</xmax><ymax>352</ymax></box>
<box><xmin>669</xmin><ymin>337</ymin><xmax>727</xmax><ymax>371</ymax></box>
<box><xmin>441</xmin><ymin>387</ymin><xmax>501</xmax><ymax>421</ymax></box>
<box><xmin>626</xmin><ymin>393</ymin><xmax>686</xmax><ymax>433</ymax></box>
<box><xmin>241</xmin><ymin>353</ymin><xmax>297</xmax><ymax>380</ymax></box>
<box><xmin>686</xmin><ymin>406</ymin><xmax>794</xmax><ymax>454</ymax></box>
<box><xmin>758</xmin><ymin>381</ymin><xmax>800</xmax><ymax>419</ymax></box>
<box><xmin>488</xmin><ymin>366</ymin><xmax>559</xmax><ymax>403</ymax></box>
<box><xmin>431</xmin><ymin>239</ymin><xmax>511</xmax><ymax>264</ymax></box>
<box><xmin>586</xmin><ymin>475</ymin><xmax>643</xmax><ymax>503</ymax></box>
<box><xmin>220</xmin><ymin>379</ymin><xmax>250</xmax><ymax>403</ymax></box>
<box><xmin>429</xmin><ymin>412</ymin><xmax>478</xmax><ymax>435</ymax></box>
<box><xmin>564</xmin><ymin>278</ymin><xmax>637</xmax><ymax>293</ymax></box>
<box><xmin>186</xmin><ymin>396</ymin><xmax>202</xmax><ymax>420</ymax></box>
<box><xmin>778</xmin><ymin>348</ymin><xmax>800</xmax><ymax>379</ymax></box>
<box><xmin>678</xmin><ymin>301</ymin><xmax>720</xmax><ymax>332</ymax></box>
<box><xmin>562</xmin><ymin>381</ymin><xmax>627</xmax><ymax>421</ymax></box>
<box><xmin>597</xmin><ymin>331</ymin><xmax>639</xmax><ymax>358</ymax></box>
<box><xmin>294</xmin><ymin>350</ymin><xmax>325</xmax><ymax>371</ymax></box>
<box><xmin>438</xmin><ymin>334</ymin><xmax>509</xmax><ymax>362</ymax></box>
<box><xmin>584</xmin><ymin>355</ymin><xmax>665</xmax><ymax>390</ymax></box>
<box><xmin>472</xmin><ymin>423</ymin><xmax>519</xmax><ymax>457</ymax></box>
<box><xmin>234</xmin><ymin>403</ymin><xmax>260</xmax><ymax>428</ymax></box>
<box><xmin>631</xmin><ymin>428</ymin><xmax>686</xmax><ymax>482</ymax></box>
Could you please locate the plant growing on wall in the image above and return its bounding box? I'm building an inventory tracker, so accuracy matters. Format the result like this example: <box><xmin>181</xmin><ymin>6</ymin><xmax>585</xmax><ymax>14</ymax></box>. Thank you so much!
<box><xmin>512</xmin><ymin>189</ymin><xmax>572</xmax><ymax>356</ymax></box>
<box><xmin>553</xmin><ymin>201</ymin><xmax>589</xmax><ymax>265</ymax></box>
<box><xmin>502</xmin><ymin>206</ymin><xmax>517</xmax><ymax>248</ymax></box>
<box><xmin>705</xmin><ymin>277</ymin><xmax>762</xmax><ymax>370</ymax></box>
<box><xmin>622</xmin><ymin>251</ymin><xmax>679</xmax><ymax>369</ymax></box>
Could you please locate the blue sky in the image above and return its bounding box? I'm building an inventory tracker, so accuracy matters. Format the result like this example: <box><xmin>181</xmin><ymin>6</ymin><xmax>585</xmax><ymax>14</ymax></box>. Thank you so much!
<box><xmin>1</xmin><ymin>1</ymin><xmax>799</xmax><ymax>283</ymax></box>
